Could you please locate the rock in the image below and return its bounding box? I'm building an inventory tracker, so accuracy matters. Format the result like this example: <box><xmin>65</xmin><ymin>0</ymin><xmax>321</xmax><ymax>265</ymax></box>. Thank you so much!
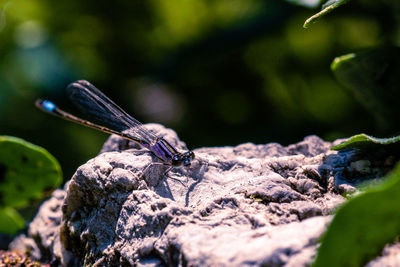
<box><xmin>366</xmin><ymin>243</ymin><xmax>400</xmax><ymax>267</ymax></box>
<box><xmin>9</xmin><ymin>189</ymin><xmax>66</xmax><ymax>266</ymax></box>
<box><xmin>11</xmin><ymin>123</ymin><xmax>389</xmax><ymax>266</ymax></box>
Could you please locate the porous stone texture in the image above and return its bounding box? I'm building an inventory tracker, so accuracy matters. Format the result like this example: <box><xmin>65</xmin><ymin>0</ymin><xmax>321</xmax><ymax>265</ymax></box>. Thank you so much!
<box><xmin>10</xmin><ymin>123</ymin><xmax>392</xmax><ymax>266</ymax></box>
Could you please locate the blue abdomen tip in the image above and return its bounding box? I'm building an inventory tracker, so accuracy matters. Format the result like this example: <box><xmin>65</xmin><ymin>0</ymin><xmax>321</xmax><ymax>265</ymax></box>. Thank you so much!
<box><xmin>42</xmin><ymin>100</ymin><xmax>56</xmax><ymax>111</ymax></box>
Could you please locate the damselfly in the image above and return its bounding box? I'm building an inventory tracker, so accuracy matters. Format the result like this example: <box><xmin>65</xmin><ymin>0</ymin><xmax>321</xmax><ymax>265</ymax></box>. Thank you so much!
<box><xmin>35</xmin><ymin>80</ymin><xmax>195</xmax><ymax>175</ymax></box>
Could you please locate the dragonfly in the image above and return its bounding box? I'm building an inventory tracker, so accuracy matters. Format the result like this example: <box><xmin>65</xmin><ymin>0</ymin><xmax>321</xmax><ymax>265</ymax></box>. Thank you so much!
<box><xmin>35</xmin><ymin>80</ymin><xmax>195</xmax><ymax>177</ymax></box>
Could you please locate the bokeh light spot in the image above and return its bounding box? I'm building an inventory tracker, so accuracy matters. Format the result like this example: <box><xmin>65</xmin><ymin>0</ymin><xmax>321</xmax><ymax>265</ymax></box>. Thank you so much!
<box><xmin>14</xmin><ymin>20</ymin><xmax>46</xmax><ymax>48</ymax></box>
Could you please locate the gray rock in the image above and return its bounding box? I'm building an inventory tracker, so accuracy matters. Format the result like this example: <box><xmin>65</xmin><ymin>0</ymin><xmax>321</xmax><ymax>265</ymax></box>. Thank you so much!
<box><xmin>12</xmin><ymin>123</ymin><xmax>392</xmax><ymax>266</ymax></box>
<box><xmin>366</xmin><ymin>243</ymin><xmax>400</xmax><ymax>267</ymax></box>
<box><xmin>9</xmin><ymin>189</ymin><xmax>66</xmax><ymax>265</ymax></box>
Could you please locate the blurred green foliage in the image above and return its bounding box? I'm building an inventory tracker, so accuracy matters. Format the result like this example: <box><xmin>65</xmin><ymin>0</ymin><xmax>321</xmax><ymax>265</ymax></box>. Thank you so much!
<box><xmin>0</xmin><ymin>207</ymin><xmax>25</xmax><ymax>235</ymax></box>
<box><xmin>0</xmin><ymin>136</ymin><xmax>62</xmax><ymax>234</ymax></box>
<box><xmin>306</xmin><ymin>0</ymin><xmax>400</xmax><ymax>265</ymax></box>
<box><xmin>332</xmin><ymin>47</ymin><xmax>400</xmax><ymax>128</ymax></box>
<box><xmin>314</xmin><ymin>163</ymin><xmax>400</xmax><ymax>267</ymax></box>
<box><xmin>0</xmin><ymin>0</ymin><xmax>399</xmax><ymax>181</ymax></box>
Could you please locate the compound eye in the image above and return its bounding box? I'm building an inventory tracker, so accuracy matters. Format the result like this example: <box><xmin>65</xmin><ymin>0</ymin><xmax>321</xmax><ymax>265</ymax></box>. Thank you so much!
<box><xmin>183</xmin><ymin>151</ymin><xmax>195</xmax><ymax>159</ymax></box>
<box><xmin>183</xmin><ymin>158</ymin><xmax>191</xmax><ymax>166</ymax></box>
<box><xmin>172</xmin><ymin>155</ymin><xmax>182</xmax><ymax>166</ymax></box>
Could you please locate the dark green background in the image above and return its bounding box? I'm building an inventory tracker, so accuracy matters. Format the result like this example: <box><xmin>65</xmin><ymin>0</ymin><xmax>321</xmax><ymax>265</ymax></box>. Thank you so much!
<box><xmin>0</xmin><ymin>0</ymin><xmax>398</xmax><ymax>180</ymax></box>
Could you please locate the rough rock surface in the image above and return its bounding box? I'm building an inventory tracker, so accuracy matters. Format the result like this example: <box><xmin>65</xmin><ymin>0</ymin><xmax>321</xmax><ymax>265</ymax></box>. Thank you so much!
<box><xmin>10</xmin><ymin>123</ymin><xmax>392</xmax><ymax>266</ymax></box>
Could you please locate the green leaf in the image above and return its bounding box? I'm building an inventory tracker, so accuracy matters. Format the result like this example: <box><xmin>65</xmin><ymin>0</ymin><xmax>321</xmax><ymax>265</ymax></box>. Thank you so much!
<box><xmin>303</xmin><ymin>0</ymin><xmax>350</xmax><ymax>28</ymax></box>
<box><xmin>331</xmin><ymin>47</ymin><xmax>400</xmax><ymax>128</ymax></box>
<box><xmin>332</xmin><ymin>134</ymin><xmax>400</xmax><ymax>151</ymax></box>
<box><xmin>313</xmin><ymin>163</ymin><xmax>400</xmax><ymax>267</ymax></box>
<box><xmin>0</xmin><ymin>207</ymin><xmax>25</xmax><ymax>234</ymax></box>
<box><xmin>0</xmin><ymin>136</ymin><xmax>62</xmax><ymax>208</ymax></box>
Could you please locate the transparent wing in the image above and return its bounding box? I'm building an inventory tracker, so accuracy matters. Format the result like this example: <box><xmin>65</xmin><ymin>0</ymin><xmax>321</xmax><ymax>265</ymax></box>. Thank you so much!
<box><xmin>67</xmin><ymin>80</ymin><xmax>158</xmax><ymax>144</ymax></box>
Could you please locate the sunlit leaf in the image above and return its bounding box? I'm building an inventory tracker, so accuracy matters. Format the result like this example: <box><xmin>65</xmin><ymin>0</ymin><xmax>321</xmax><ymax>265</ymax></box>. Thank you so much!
<box><xmin>332</xmin><ymin>134</ymin><xmax>400</xmax><ymax>151</ymax></box>
<box><xmin>313</xmin><ymin>163</ymin><xmax>400</xmax><ymax>266</ymax></box>
<box><xmin>0</xmin><ymin>136</ymin><xmax>62</xmax><ymax>208</ymax></box>
<box><xmin>304</xmin><ymin>0</ymin><xmax>350</xmax><ymax>28</ymax></box>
